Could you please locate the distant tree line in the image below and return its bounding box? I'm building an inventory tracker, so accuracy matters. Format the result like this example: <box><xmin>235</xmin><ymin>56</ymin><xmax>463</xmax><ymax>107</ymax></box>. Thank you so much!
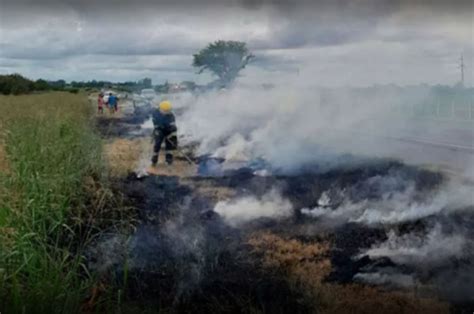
<box><xmin>69</xmin><ymin>77</ymin><xmax>152</xmax><ymax>92</ymax></box>
<box><xmin>0</xmin><ymin>74</ymin><xmax>155</xmax><ymax>95</ymax></box>
<box><xmin>0</xmin><ymin>74</ymin><xmax>77</xmax><ymax>95</ymax></box>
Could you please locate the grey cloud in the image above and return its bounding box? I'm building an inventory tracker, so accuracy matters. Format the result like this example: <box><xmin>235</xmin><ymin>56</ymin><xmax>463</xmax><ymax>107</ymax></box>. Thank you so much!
<box><xmin>2</xmin><ymin>0</ymin><xmax>471</xmax><ymax>10</ymax></box>
<box><xmin>0</xmin><ymin>0</ymin><xmax>471</xmax><ymax>85</ymax></box>
<box><xmin>1</xmin><ymin>0</ymin><xmax>471</xmax><ymax>55</ymax></box>
<box><xmin>90</xmin><ymin>64</ymin><xmax>192</xmax><ymax>73</ymax></box>
<box><xmin>251</xmin><ymin>52</ymin><xmax>300</xmax><ymax>72</ymax></box>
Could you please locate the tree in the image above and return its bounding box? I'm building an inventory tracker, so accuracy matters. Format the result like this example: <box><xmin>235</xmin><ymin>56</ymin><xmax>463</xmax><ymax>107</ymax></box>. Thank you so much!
<box><xmin>0</xmin><ymin>74</ymin><xmax>34</xmax><ymax>95</ymax></box>
<box><xmin>193</xmin><ymin>40</ymin><xmax>254</xmax><ymax>85</ymax></box>
<box><xmin>49</xmin><ymin>79</ymin><xmax>66</xmax><ymax>90</ymax></box>
<box><xmin>34</xmin><ymin>79</ymin><xmax>50</xmax><ymax>91</ymax></box>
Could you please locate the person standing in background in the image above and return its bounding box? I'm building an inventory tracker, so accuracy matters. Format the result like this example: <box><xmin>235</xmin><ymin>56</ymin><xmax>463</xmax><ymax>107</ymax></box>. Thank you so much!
<box><xmin>97</xmin><ymin>92</ymin><xmax>104</xmax><ymax>114</ymax></box>
<box><xmin>107</xmin><ymin>92</ymin><xmax>119</xmax><ymax>113</ymax></box>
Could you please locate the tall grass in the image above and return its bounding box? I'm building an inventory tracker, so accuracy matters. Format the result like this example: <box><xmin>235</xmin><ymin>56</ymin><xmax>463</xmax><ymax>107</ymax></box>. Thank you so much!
<box><xmin>0</xmin><ymin>92</ymin><xmax>106</xmax><ymax>313</ymax></box>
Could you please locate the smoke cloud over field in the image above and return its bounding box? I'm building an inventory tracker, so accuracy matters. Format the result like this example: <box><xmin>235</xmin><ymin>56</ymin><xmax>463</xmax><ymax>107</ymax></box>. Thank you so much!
<box><xmin>354</xmin><ymin>271</ymin><xmax>415</xmax><ymax>289</ymax></box>
<box><xmin>183</xmin><ymin>83</ymin><xmax>473</xmax><ymax>298</ymax></box>
<box><xmin>176</xmin><ymin>79</ymin><xmax>473</xmax><ymax>178</ymax></box>
<box><xmin>214</xmin><ymin>189</ymin><xmax>292</xmax><ymax>226</ymax></box>
<box><xmin>360</xmin><ymin>224</ymin><xmax>467</xmax><ymax>265</ymax></box>
<box><xmin>355</xmin><ymin>222</ymin><xmax>474</xmax><ymax>299</ymax></box>
<box><xmin>301</xmin><ymin>177</ymin><xmax>473</xmax><ymax>225</ymax></box>
<box><xmin>179</xmin><ymin>83</ymin><xmax>413</xmax><ymax>172</ymax></box>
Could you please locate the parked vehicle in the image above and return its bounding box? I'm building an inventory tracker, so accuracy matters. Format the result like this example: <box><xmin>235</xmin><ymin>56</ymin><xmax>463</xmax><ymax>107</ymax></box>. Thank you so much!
<box><xmin>141</xmin><ymin>88</ymin><xmax>156</xmax><ymax>100</ymax></box>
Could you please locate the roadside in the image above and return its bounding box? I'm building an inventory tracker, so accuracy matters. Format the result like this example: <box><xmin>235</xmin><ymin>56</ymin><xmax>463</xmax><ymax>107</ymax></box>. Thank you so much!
<box><xmin>0</xmin><ymin>91</ymin><xmax>468</xmax><ymax>313</ymax></box>
<box><xmin>95</xmin><ymin>102</ymin><xmax>457</xmax><ymax>314</ymax></box>
<box><xmin>0</xmin><ymin>91</ymin><xmax>134</xmax><ymax>314</ymax></box>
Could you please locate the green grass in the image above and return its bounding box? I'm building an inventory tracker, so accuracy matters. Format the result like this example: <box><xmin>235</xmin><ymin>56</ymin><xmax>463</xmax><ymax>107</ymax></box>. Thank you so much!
<box><xmin>0</xmin><ymin>92</ymin><xmax>110</xmax><ymax>313</ymax></box>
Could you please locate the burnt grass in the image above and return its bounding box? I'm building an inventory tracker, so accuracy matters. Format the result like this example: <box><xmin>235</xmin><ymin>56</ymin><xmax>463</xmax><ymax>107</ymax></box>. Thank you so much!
<box><xmin>91</xmin><ymin>113</ymin><xmax>473</xmax><ymax>313</ymax></box>
<box><xmin>107</xmin><ymin>174</ymin><xmax>311</xmax><ymax>313</ymax></box>
<box><xmin>95</xmin><ymin>109</ymin><xmax>150</xmax><ymax>138</ymax></box>
<box><xmin>187</xmin><ymin>161</ymin><xmax>445</xmax><ymax>280</ymax></box>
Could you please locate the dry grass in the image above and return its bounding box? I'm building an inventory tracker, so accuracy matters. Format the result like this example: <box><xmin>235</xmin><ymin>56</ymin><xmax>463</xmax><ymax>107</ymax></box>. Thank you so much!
<box><xmin>103</xmin><ymin>138</ymin><xmax>147</xmax><ymax>177</ymax></box>
<box><xmin>248</xmin><ymin>232</ymin><xmax>331</xmax><ymax>283</ymax></box>
<box><xmin>184</xmin><ymin>180</ymin><xmax>236</xmax><ymax>202</ymax></box>
<box><xmin>323</xmin><ymin>284</ymin><xmax>450</xmax><ymax>314</ymax></box>
<box><xmin>103</xmin><ymin>137</ymin><xmax>198</xmax><ymax>178</ymax></box>
<box><xmin>248</xmin><ymin>233</ymin><xmax>450</xmax><ymax>314</ymax></box>
<box><xmin>0</xmin><ymin>143</ymin><xmax>9</xmax><ymax>173</ymax></box>
<box><xmin>0</xmin><ymin>226</ymin><xmax>16</xmax><ymax>250</ymax></box>
<box><xmin>146</xmin><ymin>158</ymin><xmax>197</xmax><ymax>177</ymax></box>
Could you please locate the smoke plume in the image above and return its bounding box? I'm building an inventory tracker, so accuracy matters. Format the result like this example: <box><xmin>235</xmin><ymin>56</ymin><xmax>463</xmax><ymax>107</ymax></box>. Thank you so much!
<box><xmin>178</xmin><ymin>84</ymin><xmax>403</xmax><ymax>172</ymax></box>
<box><xmin>359</xmin><ymin>224</ymin><xmax>466</xmax><ymax>265</ymax></box>
<box><xmin>214</xmin><ymin>188</ymin><xmax>293</xmax><ymax>226</ymax></box>
<box><xmin>354</xmin><ymin>270</ymin><xmax>416</xmax><ymax>289</ymax></box>
<box><xmin>301</xmin><ymin>177</ymin><xmax>473</xmax><ymax>225</ymax></box>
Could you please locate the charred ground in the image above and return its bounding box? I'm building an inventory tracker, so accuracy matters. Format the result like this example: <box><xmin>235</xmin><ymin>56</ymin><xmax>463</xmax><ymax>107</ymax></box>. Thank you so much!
<box><xmin>88</xmin><ymin>107</ymin><xmax>473</xmax><ymax>313</ymax></box>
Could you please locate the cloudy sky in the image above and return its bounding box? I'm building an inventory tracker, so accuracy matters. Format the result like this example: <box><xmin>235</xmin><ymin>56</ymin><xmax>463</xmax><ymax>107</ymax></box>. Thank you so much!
<box><xmin>0</xmin><ymin>0</ymin><xmax>472</xmax><ymax>86</ymax></box>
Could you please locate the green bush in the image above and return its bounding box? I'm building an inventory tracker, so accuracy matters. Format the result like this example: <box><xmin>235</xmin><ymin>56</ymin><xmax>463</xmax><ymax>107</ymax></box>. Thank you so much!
<box><xmin>0</xmin><ymin>74</ymin><xmax>35</xmax><ymax>95</ymax></box>
<box><xmin>67</xmin><ymin>88</ymin><xmax>79</xmax><ymax>94</ymax></box>
<box><xmin>34</xmin><ymin>79</ymin><xmax>50</xmax><ymax>91</ymax></box>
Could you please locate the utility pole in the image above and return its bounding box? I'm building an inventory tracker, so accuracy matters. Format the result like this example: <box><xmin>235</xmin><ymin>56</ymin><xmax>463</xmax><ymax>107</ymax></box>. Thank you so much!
<box><xmin>459</xmin><ymin>54</ymin><xmax>465</xmax><ymax>87</ymax></box>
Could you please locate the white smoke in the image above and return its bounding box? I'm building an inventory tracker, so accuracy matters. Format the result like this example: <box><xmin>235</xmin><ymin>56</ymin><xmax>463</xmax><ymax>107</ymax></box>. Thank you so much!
<box><xmin>214</xmin><ymin>188</ymin><xmax>293</xmax><ymax>227</ymax></box>
<box><xmin>354</xmin><ymin>223</ymin><xmax>471</xmax><ymax>292</ymax></box>
<box><xmin>301</xmin><ymin>177</ymin><xmax>473</xmax><ymax>225</ymax></box>
<box><xmin>358</xmin><ymin>224</ymin><xmax>466</xmax><ymax>266</ymax></box>
<box><xmin>175</xmin><ymin>78</ymin><xmax>474</xmax><ymax>183</ymax></box>
<box><xmin>140</xmin><ymin>116</ymin><xmax>154</xmax><ymax>130</ymax></box>
<box><xmin>354</xmin><ymin>271</ymin><xmax>416</xmax><ymax>289</ymax></box>
<box><xmin>134</xmin><ymin>118</ymin><xmax>154</xmax><ymax>177</ymax></box>
<box><xmin>178</xmin><ymin>84</ymin><xmax>406</xmax><ymax>172</ymax></box>
<box><xmin>213</xmin><ymin>133</ymin><xmax>253</xmax><ymax>162</ymax></box>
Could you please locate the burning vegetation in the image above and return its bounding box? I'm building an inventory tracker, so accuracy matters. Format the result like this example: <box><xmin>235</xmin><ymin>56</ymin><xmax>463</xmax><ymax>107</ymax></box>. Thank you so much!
<box><xmin>1</xmin><ymin>87</ymin><xmax>472</xmax><ymax>314</ymax></box>
<box><xmin>248</xmin><ymin>233</ymin><xmax>449</xmax><ymax>314</ymax></box>
<box><xmin>88</xmin><ymin>97</ymin><xmax>473</xmax><ymax>313</ymax></box>
<box><xmin>1</xmin><ymin>2</ymin><xmax>473</xmax><ymax>313</ymax></box>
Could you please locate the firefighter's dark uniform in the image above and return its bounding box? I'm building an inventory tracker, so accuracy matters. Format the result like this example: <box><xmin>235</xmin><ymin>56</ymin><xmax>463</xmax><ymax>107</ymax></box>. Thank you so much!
<box><xmin>151</xmin><ymin>109</ymin><xmax>177</xmax><ymax>165</ymax></box>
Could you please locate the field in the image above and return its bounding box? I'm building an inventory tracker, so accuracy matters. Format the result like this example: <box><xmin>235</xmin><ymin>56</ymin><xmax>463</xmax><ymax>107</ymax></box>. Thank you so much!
<box><xmin>0</xmin><ymin>91</ymin><xmax>471</xmax><ymax>314</ymax></box>
<box><xmin>93</xmin><ymin>99</ymin><xmax>459</xmax><ymax>313</ymax></box>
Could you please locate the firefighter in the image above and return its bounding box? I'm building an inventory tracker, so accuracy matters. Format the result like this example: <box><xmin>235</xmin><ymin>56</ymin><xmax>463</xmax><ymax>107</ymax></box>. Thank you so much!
<box><xmin>151</xmin><ymin>100</ymin><xmax>177</xmax><ymax>166</ymax></box>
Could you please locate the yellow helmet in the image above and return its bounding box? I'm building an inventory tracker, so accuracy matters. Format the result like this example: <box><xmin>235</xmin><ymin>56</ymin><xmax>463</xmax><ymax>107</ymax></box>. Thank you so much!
<box><xmin>158</xmin><ymin>100</ymin><xmax>172</xmax><ymax>113</ymax></box>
